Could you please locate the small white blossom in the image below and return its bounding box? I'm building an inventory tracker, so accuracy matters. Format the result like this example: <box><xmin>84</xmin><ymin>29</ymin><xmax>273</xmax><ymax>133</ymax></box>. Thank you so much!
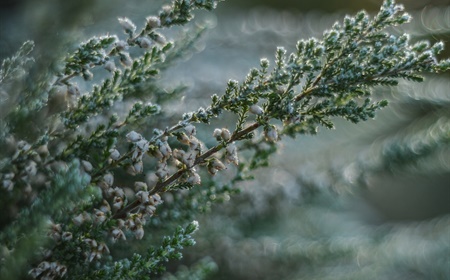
<box><xmin>113</xmin><ymin>196</ymin><xmax>124</xmax><ymax>210</ymax></box>
<box><xmin>177</xmin><ymin>132</ymin><xmax>191</xmax><ymax>145</ymax></box>
<box><xmin>185</xmin><ymin>124</ymin><xmax>196</xmax><ymax>136</ymax></box>
<box><xmin>109</xmin><ymin>149</ymin><xmax>121</xmax><ymax>161</ymax></box>
<box><xmin>133</xmin><ymin>161</ymin><xmax>144</xmax><ymax>174</ymax></box>
<box><xmin>249</xmin><ymin>104</ymin><xmax>264</xmax><ymax>115</ymax></box>
<box><xmin>120</xmin><ymin>52</ymin><xmax>133</xmax><ymax>67</ymax></box>
<box><xmin>265</xmin><ymin>125</ymin><xmax>278</xmax><ymax>142</ymax></box>
<box><xmin>134</xmin><ymin>181</ymin><xmax>148</xmax><ymax>191</ymax></box>
<box><xmin>126</xmin><ymin>131</ymin><xmax>142</xmax><ymax>142</ymax></box>
<box><xmin>187</xmin><ymin>172</ymin><xmax>201</xmax><ymax>185</ymax></box>
<box><xmin>81</xmin><ymin>160</ymin><xmax>93</xmax><ymax>173</ymax></box>
<box><xmin>103</xmin><ymin>173</ymin><xmax>114</xmax><ymax>187</ymax></box>
<box><xmin>115</xmin><ymin>40</ymin><xmax>129</xmax><ymax>51</ymax></box>
<box><xmin>104</xmin><ymin>60</ymin><xmax>116</xmax><ymax>72</ymax></box>
<box><xmin>213</xmin><ymin>128</ymin><xmax>222</xmax><ymax>138</ymax></box>
<box><xmin>118</xmin><ymin>17</ymin><xmax>136</xmax><ymax>33</ymax></box>
<box><xmin>221</xmin><ymin>128</ymin><xmax>231</xmax><ymax>141</ymax></box>
<box><xmin>146</xmin><ymin>16</ymin><xmax>161</xmax><ymax>28</ymax></box>
<box><xmin>136</xmin><ymin>190</ymin><xmax>150</xmax><ymax>204</ymax></box>
<box><xmin>134</xmin><ymin>225</ymin><xmax>144</xmax><ymax>240</ymax></box>
<box><xmin>138</xmin><ymin>37</ymin><xmax>153</xmax><ymax>49</ymax></box>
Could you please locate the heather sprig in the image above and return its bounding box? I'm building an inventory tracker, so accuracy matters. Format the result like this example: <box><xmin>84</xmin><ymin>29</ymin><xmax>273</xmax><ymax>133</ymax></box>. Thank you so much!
<box><xmin>0</xmin><ymin>0</ymin><xmax>449</xmax><ymax>279</ymax></box>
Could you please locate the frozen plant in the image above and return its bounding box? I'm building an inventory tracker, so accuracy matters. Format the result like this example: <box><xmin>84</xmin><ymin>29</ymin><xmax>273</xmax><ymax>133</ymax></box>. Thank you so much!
<box><xmin>0</xmin><ymin>0</ymin><xmax>449</xmax><ymax>279</ymax></box>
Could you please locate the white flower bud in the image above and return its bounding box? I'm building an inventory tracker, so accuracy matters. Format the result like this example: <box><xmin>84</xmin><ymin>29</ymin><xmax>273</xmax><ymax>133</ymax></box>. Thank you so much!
<box><xmin>159</xmin><ymin>141</ymin><xmax>172</xmax><ymax>159</ymax></box>
<box><xmin>136</xmin><ymin>190</ymin><xmax>150</xmax><ymax>204</ymax></box>
<box><xmin>62</xmin><ymin>232</ymin><xmax>73</xmax><ymax>241</ymax></box>
<box><xmin>133</xmin><ymin>161</ymin><xmax>144</xmax><ymax>174</ymax></box>
<box><xmin>211</xmin><ymin>158</ymin><xmax>226</xmax><ymax>170</ymax></box>
<box><xmin>109</xmin><ymin>149</ymin><xmax>121</xmax><ymax>161</ymax></box>
<box><xmin>113</xmin><ymin>196</ymin><xmax>124</xmax><ymax>210</ymax></box>
<box><xmin>265</xmin><ymin>125</ymin><xmax>278</xmax><ymax>142</ymax></box>
<box><xmin>134</xmin><ymin>181</ymin><xmax>148</xmax><ymax>191</ymax></box>
<box><xmin>115</xmin><ymin>40</ymin><xmax>128</xmax><ymax>51</ymax></box>
<box><xmin>177</xmin><ymin>132</ymin><xmax>190</xmax><ymax>145</ymax></box>
<box><xmin>100</xmin><ymin>200</ymin><xmax>111</xmax><ymax>213</ymax></box>
<box><xmin>104</xmin><ymin>60</ymin><xmax>116</xmax><ymax>72</ymax></box>
<box><xmin>126</xmin><ymin>131</ymin><xmax>142</xmax><ymax>142</ymax></box>
<box><xmin>146</xmin><ymin>16</ymin><xmax>161</xmax><ymax>28</ymax></box>
<box><xmin>213</xmin><ymin>128</ymin><xmax>222</xmax><ymax>138</ymax></box>
<box><xmin>136</xmin><ymin>139</ymin><xmax>149</xmax><ymax>151</ymax></box>
<box><xmin>221</xmin><ymin>128</ymin><xmax>231</xmax><ymax>141</ymax></box>
<box><xmin>185</xmin><ymin>124</ymin><xmax>196</xmax><ymax>136</ymax></box>
<box><xmin>249</xmin><ymin>104</ymin><xmax>264</xmax><ymax>115</ymax></box>
<box><xmin>138</xmin><ymin>37</ymin><xmax>153</xmax><ymax>49</ymax></box>
<box><xmin>134</xmin><ymin>226</ymin><xmax>144</xmax><ymax>240</ymax></box>
<box><xmin>120</xmin><ymin>52</ymin><xmax>133</xmax><ymax>67</ymax></box>
<box><xmin>118</xmin><ymin>17</ymin><xmax>136</xmax><ymax>33</ymax></box>
<box><xmin>187</xmin><ymin>172</ymin><xmax>201</xmax><ymax>185</ymax></box>
<box><xmin>103</xmin><ymin>173</ymin><xmax>114</xmax><ymax>187</ymax></box>
<box><xmin>94</xmin><ymin>209</ymin><xmax>106</xmax><ymax>224</ymax></box>
<box><xmin>111</xmin><ymin>228</ymin><xmax>126</xmax><ymax>241</ymax></box>
<box><xmin>81</xmin><ymin>160</ymin><xmax>93</xmax><ymax>173</ymax></box>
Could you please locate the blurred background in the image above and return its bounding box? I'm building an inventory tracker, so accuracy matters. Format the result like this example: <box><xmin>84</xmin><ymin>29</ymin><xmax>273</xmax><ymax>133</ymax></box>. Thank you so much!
<box><xmin>1</xmin><ymin>0</ymin><xmax>449</xmax><ymax>279</ymax></box>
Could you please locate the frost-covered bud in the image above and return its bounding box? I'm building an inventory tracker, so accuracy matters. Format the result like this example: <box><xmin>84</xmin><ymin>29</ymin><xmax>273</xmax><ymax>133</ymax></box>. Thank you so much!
<box><xmin>159</xmin><ymin>141</ymin><xmax>172</xmax><ymax>159</ymax></box>
<box><xmin>109</xmin><ymin>149</ymin><xmax>121</xmax><ymax>161</ymax></box>
<box><xmin>133</xmin><ymin>161</ymin><xmax>144</xmax><ymax>174</ymax></box>
<box><xmin>151</xmin><ymin>193</ymin><xmax>163</xmax><ymax>205</ymax></box>
<box><xmin>155</xmin><ymin>164</ymin><xmax>169</xmax><ymax>179</ymax></box>
<box><xmin>62</xmin><ymin>232</ymin><xmax>73</xmax><ymax>242</ymax></box>
<box><xmin>211</xmin><ymin>158</ymin><xmax>226</xmax><ymax>170</ymax></box>
<box><xmin>134</xmin><ymin>226</ymin><xmax>144</xmax><ymax>240</ymax></box>
<box><xmin>81</xmin><ymin>160</ymin><xmax>93</xmax><ymax>173</ymax></box>
<box><xmin>189</xmin><ymin>137</ymin><xmax>201</xmax><ymax>153</ymax></box>
<box><xmin>126</xmin><ymin>131</ymin><xmax>142</xmax><ymax>142</ymax></box>
<box><xmin>187</xmin><ymin>172</ymin><xmax>201</xmax><ymax>185</ymax></box>
<box><xmin>225</xmin><ymin>143</ymin><xmax>239</xmax><ymax>165</ymax></box>
<box><xmin>249</xmin><ymin>104</ymin><xmax>264</xmax><ymax>115</ymax></box>
<box><xmin>177</xmin><ymin>132</ymin><xmax>191</xmax><ymax>145</ymax></box>
<box><xmin>67</xmin><ymin>84</ymin><xmax>80</xmax><ymax>97</ymax></box>
<box><xmin>221</xmin><ymin>128</ymin><xmax>231</xmax><ymax>141</ymax></box>
<box><xmin>2</xmin><ymin>179</ymin><xmax>13</xmax><ymax>191</ymax></box>
<box><xmin>94</xmin><ymin>209</ymin><xmax>107</xmax><ymax>224</ymax></box>
<box><xmin>213</xmin><ymin>128</ymin><xmax>222</xmax><ymax>139</ymax></box>
<box><xmin>134</xmin><ymin>181</ymin><xmax>148</xmax><ymax>191</ymax></box>
<box><xmin>82</xmin><ymin>70</ymin><xmax>93</xmax><ymax>81</ymax></box>
<box><xmin>265</xmin><ymin>125</ymin><xmax>278</xmax><ymax>142</ymax></box>
<box><xmin>100</xmin><ymin>200</ymin><xmax>111</xmax><ymax>213</ymax></box>
<box><xmin>118</xmin><ymin>17</ymin><xmax>136</xmax><ymax>34</ymax></box>
<box><xmin>182</xmin><ymin>152</ymin><xmax>196</xmax><ymax>167</ymax></box>
<box><xmin>111</xmin><ymin>228</ymin><xmax>126</xmax><ymax>242</ymax></box>
<box><xmin>143</xmin><ymin>205</ymin><xmax>156</xmax><ymax>216</ymax></box>
<box><xmin>138</xmin><ymin>37</ymin><xmax>153</xmax><ymax>49</ymax></box>
<box><xmin>108</xmin><ymin>187</ymin><xmax>125</xmax><ymax>198</ymax></box>
<box><xmin>154</xmin><ymin>33</ymin><xmax>166</xmax><ymax>45</ymax></box>
<box><xmin>185</xmin><ymin>124</ymin><xmax>196</xmax><ymax>136</ymax></box>
<box><xmin>104</xmin><ymin>60</ymin><xmax>116</xmax><ymax>72</ymax></box>
<box><xmin>126</xmin><ymin>164</ymin><xmax>137</xmax><ymax>176</ymax></box>
<box><xmin>146</xmin><ymin>16</ymin><xmax>161</xmax><ymax>28</ymax></box>
<box><xmin>136</xmin><ymin>139</ymin><xmax>149</xmax><ymax>151</ymax></box>
<box><xmin>25</xmin><ymin>161</ymin><xmax>37</xmax><ymax>176</ymax></box>
<box><xmin>73</xmin><ymin>212</ymin><xmax>90</xmax><ymax>226</ymax></box>
<box><xmin>115</xmin><ymin>40</ymin><xmax>129</xmax><ymax>51</ymax></box>
<box><xmin>103</xmin><ymin>173</ymin><xmax>114</xmax><ymax>187</ymax></box>
<box><xmin>120</xmin><ymin>52</ymin><xmax>133</xmax><ymax>67</ymax></box>
<box><xmin>113</xmin><ymin>196</ymin><xmax>124</xmax><ymax>210</ymax></box>
<box><xmin>172</xmin><ymin>149</ymin><xmax>186</xmax><ymax>161</ymax></box>
<box><xmin>136</xmin><ymin>190</ymin><xmax>150</xmax><ymax>204</ymax></box>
